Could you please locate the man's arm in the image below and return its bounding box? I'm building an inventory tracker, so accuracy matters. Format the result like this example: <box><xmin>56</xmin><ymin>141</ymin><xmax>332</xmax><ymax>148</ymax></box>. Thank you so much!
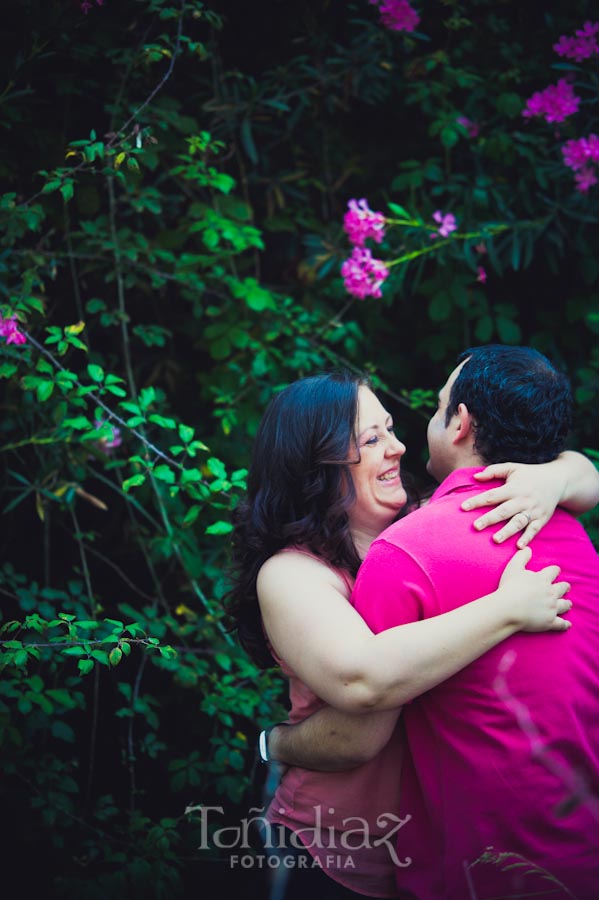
<box><xmin>267</xmin><ymin>707</ymin><xmax>401</xmax><ymax>771</ymax></box>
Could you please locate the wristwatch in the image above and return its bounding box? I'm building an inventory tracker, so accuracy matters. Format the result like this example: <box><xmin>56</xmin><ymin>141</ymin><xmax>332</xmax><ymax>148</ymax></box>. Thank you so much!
<box><xmin>258</xmin><ymin>726</ymin><xmax>274</xmax><ymax>763</ymax></box>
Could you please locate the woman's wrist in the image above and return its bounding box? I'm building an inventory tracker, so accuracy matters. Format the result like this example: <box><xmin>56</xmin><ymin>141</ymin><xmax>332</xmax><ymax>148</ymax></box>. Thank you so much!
<box><xmin>490</xmin><ymin>586</ymin><xmax>522</xmax><ymax>633</ymax></box>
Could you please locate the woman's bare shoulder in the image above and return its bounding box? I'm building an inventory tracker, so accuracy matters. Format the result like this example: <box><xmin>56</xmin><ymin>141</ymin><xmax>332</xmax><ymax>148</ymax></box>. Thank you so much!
<box><xmin>257</xmin><ymin>549</ymin><xmax>348</xmax><ymax>595</ymax></box>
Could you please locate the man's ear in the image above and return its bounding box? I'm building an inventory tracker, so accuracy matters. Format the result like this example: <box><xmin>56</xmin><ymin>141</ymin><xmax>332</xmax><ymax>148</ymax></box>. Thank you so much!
<box><xmin>452</xmin><ymin>403</ymin><xmax>475</xmax><ymax>446</ymax></box>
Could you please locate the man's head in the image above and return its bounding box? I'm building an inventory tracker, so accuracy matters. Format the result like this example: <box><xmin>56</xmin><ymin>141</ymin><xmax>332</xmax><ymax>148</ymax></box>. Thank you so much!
<box><xmin>426</xmin><ymin>344</ymin><xmax>573</xmax><ymax>482</ymax></box>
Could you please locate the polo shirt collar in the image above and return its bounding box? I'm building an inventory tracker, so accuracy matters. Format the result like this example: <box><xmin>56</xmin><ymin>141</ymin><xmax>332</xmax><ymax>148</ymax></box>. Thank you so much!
<box><xmin>430</xmin><ymin>466</ymin><xmax>487</xmax><ymax>502</ymax></box>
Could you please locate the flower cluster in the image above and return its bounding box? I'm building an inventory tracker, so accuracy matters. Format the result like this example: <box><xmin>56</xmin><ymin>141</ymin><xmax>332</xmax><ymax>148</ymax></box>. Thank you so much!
<box><xmin>94</xmin><ymin>419</ymin><xmax>123</xmax><ymax>454</ymax></box>
<box><xmin>81</xmin><ymin>0</ymin><xmax>104</xmax><ymax>13</ymax></box>
<box><xmin>431</xmin><ymin>210</ymin><xmax>457</xmax><ymax>238</ymax></box>
<box><xmin>456</xmin><ymin>116</ymin><xmax>479</xmax><ymax>139</ymax></box>
<box><xmin>562</xmin><ymin>135</ymin><xmax>599</xmax><ymax>193</ymax></box>
<box><xmin>341</xmin><ymin>247</ymin><xmax>389</xmax><ymax>300</ymax></box>
<box><xmin>554</xmin><ymin>21</ymin><xmax>599</xmax><ymax>62</ymax></box>
<box><xmin>522</xmin><ymin>78</ymin><xmax>580</xmax><ymax>124</ymax></box>
<box><xmin>369</xmin><ymin>0</ymin><xmax>420</xmax><ymax>33</ymax></box>
<box><xmin>522</xmin><ymin>22</ymin><xmax>599</xmax><ymax>193</ymax></box>
<box><xmin>0</xmin><ymin>312</ymin><xmax>26</xmax><ymax>345</ymax></box>
<box><xmin>343</xmin><ymin>198</ymin><xmax>386</xmax><ymax>246</ymax></box>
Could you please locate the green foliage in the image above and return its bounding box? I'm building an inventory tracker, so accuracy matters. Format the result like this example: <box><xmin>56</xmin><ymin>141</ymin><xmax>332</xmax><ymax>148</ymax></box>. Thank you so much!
<box><xmin>0</xmin><ymin>0</ymin><xmax>597</xmax><ymax>896</ymax></box>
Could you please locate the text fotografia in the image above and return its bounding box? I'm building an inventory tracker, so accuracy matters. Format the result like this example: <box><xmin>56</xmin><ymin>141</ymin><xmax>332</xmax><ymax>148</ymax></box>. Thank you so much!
<box><xmin>229</xmin><ymin>852</ymin><xmax>356</xmax><ymax>871</ymax></box>
<box><xmin>186</xmin><ymin>804</ymin><xmax>412</xmax><ymax>868</ymax></box>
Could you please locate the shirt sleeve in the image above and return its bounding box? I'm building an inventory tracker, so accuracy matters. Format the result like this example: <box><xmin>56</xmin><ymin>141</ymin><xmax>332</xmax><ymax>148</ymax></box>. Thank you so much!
<box><xmin>352</xmin><ymin>539</ymin><xmax>435</xmax><ymax>634</ymax></box>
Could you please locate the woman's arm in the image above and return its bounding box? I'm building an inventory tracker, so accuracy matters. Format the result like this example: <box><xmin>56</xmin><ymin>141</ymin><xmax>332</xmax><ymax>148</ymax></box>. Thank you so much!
<box><xmin>257</xmin><ymin>546</ymin><xmax>571</xmax><ymax>715</ymax></box>
<box><xmin>463</xmin><ymin>451</ymin><xmax>599</xmax><ymax>548</ymax></box>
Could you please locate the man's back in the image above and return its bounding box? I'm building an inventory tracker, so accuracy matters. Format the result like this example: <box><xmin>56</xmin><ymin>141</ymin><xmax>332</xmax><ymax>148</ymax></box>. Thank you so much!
<box><xmin>353</xmin><ymin>468</ymin><xmax>599</xmax><ymax>900</ymax></box>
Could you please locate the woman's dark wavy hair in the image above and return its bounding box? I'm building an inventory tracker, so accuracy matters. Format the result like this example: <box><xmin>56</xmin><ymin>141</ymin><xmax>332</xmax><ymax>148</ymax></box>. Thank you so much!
<box><xmin>446</xmin><ymin>344</ymin><xmax>573</xmax><ymax>465</ymax></box>
<box><xmin>226</xmin><ymin>371</ymin><xmax>369</xmax><ymax>668</ymax></box>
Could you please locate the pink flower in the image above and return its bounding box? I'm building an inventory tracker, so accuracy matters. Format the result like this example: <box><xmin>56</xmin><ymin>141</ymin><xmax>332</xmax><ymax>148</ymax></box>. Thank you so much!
<box><xmin>343</xmin><ymin>198</ymin><xmax>386</xmax><ymax>247</ymax></box>
<box><xmin>0</xmin><ymin>313</ymin><xmax>27</xmax><ymax>345</ymax></box>
<box><xmin>574</xmin><ymin>167</ymin><xmax>598</xmax><ymax>193</ymax></box>
<box><xmin>522</xmin><ymin>79</ymin><xmax>580</xmax><ymax>124</ymax></box>
<box><xmin>554</xmin><ymin>22</ymin><xmax>599</xmax><ymax>62</ymax></box>
<box><xmin>456</xmin><ymin>116</ymin><xmax>479</xmax><ymax>138</ymax></box>
<box><xmin>341</xmin><ymin>247</ymin><xmax>389</xmax><ymax>300</ymax></box>
<box><xmin>431</xmin><ymin>210</ymin><xmax>457</xmax><ymax>238</ymax></box>
<box><xmin>80</xmin><ymin>0</ymin><xmax>104</xmax><ymax>13</ymax></box>
<box><xmin>370</xmin><ymin>0</ymin><xmax>420</xmax><ymax>33</ymax></box>
<box><xmin>562</xmin><ymin>134</ymin><xmax>599</xmax><ymax>171</ymax></box>
<box><xmin>94</xmin><ymin>418</ymin><xmax>122</xmax><ymax>454</ymax></box>
<box><xmin>476</xmin><ymin>266</ymin><xmax>487</xmax><ymax>284</ymax></box>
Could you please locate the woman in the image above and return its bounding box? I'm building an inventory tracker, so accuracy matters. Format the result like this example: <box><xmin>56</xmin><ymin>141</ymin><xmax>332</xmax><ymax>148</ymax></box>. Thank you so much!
<box><xmin>227</xmin><ymin>371</ymin><xmax>596</xmax><ymax>899</ymax></box>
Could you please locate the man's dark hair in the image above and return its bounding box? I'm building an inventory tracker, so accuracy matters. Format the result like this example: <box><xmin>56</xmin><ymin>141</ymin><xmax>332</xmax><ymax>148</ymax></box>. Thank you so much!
<box><xmin>445</xmin><ymin>344</ymin><xmax>573</xmax><ymax>465</ymax></box>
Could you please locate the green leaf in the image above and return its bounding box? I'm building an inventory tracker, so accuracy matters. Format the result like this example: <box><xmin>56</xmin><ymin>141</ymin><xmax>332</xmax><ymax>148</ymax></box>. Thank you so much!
<box><xmin>475</xmin><ymin>314</ymin><xmax>494</xmax><ymax>342</ymax></box>
<box><xmin>36</xmin><ymin>381</ymin><xmax>55</xmax><ymax>402</ymax></box>
<box><xmin>387</xmin><ymin>202</ymin><xmax>411</xmax><ymax>219</ymax></box>
<box><xmin>109</xmin><ymin>647</ymin><xmax>123</xmax><ymax>667</ymax></box>
<box><xmin>240</xmin><ymin>118</ymin><xmax>258</xmax><ymax>165</ymax></box>
<box><xmin>207</xmin><ymin>457</ymin><xmax>227</xmax><ymax>479</ymax></box>
<box><xmin>51</xmin><ymin>720</ymin><xmax>75</xmax><ymax>742</ymax></box>
<box><xmin>495</xmin><ymin>92</ymin><xmax>523</xmax><ymax>118</ymax></box>
<box><xmin>78</xmin><ymin>659</ymin><xmax>94</xmax><ymax>675</ymax></box>
<box><xmin>440</xmin><ymin>126</ymin><xmax>459</xmax><ymax>149</ymax></box>
<box><xmin>86</xmin><ymin>298</ymin><xmax>107</xmax><ymax>314</ymax></box>
<box><xmin>496</xmin><ymin>316</ymin><xmax>521</xmax><ymax>344</ymax></box>
<box><xmin>182</xmin><ymin>505</ymin><xmax>201</xmax><ymax>527</ymax></box>
<box><xmin>429</xmin><ymin>291</ymin><xmax>451</xmax><ymax>322</ymax></box>
<box><xmin>178</xmin><ymin>424</ymin><xmax>195</xmax><ymax>443</ymax></box>
<box><xmin>60</xmin><ymin>182</ymin><xmax>74</xmax><ymax>202</ymax></box>
<box><xmin>152</xmin><ymin>465</ymin><xmax>175</xmax><ymax>484</ymax></box>
<box><xmin>205</xmin><ymin>520</ymin><xmax>233</xmax><ymax>535</ymax></box>
<box><xmin>215</xmin><ymin>652</ymin><xmax>232</xmax><ymax>671</ymax></box>
<box><xmin>87</xmin><ymin>364</ymin><xmax>104</xmax><ymax>383</ymax></box>
<box><xmin>181</xmin><ymin>468</ymin><xmax>203</xmax><ymax>484</ymax></box>
<box><xmin>123</xmin><ymin>474</ymin><xmax>146</xmax><ymax>492</ymax></box>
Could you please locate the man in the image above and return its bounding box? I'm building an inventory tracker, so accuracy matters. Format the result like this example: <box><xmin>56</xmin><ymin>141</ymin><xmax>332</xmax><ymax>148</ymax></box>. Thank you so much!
<box><xmin>268</xmin><ymin>345</ymin><xmax>599</xmax><ymax>899</ymax></box>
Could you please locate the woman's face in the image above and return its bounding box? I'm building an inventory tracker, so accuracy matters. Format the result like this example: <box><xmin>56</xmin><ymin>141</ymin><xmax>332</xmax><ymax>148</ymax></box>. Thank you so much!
<box><xmin>348</xmin><ymin>386</ymin><xmax>407</xmax><ymax>536</ymax></box>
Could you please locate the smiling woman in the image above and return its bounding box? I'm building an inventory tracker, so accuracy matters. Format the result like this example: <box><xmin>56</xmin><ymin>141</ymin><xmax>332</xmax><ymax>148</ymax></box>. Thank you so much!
<box><xmin>226</xmin><ymin>369</ymin><xmax>575</xmax><ymax>900</ymax></box>
<box><xmin>348</xmin><ymin>386</ymin><xmax>407</xmax><ymax>557</ymax></box>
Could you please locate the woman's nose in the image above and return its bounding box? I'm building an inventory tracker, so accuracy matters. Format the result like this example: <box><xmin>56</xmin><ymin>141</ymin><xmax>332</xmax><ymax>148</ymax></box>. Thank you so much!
<box><xmin>387</xmin><ymin>435</ymin><xmax>406</xmax><ymax>456</ymax></box>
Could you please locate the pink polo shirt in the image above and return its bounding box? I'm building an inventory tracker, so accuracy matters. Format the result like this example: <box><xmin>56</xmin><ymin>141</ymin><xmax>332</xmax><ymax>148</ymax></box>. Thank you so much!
<box><xmin>353</xmin><ymin>468</ymin><xmax>599</xmax><ymax>900</ymax></box>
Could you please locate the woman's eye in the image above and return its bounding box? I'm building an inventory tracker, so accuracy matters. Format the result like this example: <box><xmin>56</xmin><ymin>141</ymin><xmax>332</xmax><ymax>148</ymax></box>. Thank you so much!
<box><xmin>387</xmin><ymin>426</ymin><xmax>395</xmax><ymax>435</ymax></box>
<box><xmin>365</xmin><ymin>435</ymin><xmax>379</xmax><ymax>446</ymax></box>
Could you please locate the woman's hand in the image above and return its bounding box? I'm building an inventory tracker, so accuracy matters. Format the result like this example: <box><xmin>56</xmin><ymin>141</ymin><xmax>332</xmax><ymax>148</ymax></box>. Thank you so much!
<box><xmin>498</xmin><ymin>546</ymin><xmax>572</xmax><ymax>633</ymax></box>
<box><xmin>462</xmin><ymin>453</ymin><xmax>599</xmax><ymax>549</ymax></box>
<box><xmin>462</xmin><ymin>461</ymin><xmax>566</xmax><ymax>548</ymax></box>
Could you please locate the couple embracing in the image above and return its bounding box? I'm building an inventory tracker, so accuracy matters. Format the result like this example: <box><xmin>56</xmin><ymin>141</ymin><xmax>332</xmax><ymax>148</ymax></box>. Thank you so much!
<box><xmin>228</xmin><ymin>344</ymin><xmax>599</xmax><ymax>900</ymax></box>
